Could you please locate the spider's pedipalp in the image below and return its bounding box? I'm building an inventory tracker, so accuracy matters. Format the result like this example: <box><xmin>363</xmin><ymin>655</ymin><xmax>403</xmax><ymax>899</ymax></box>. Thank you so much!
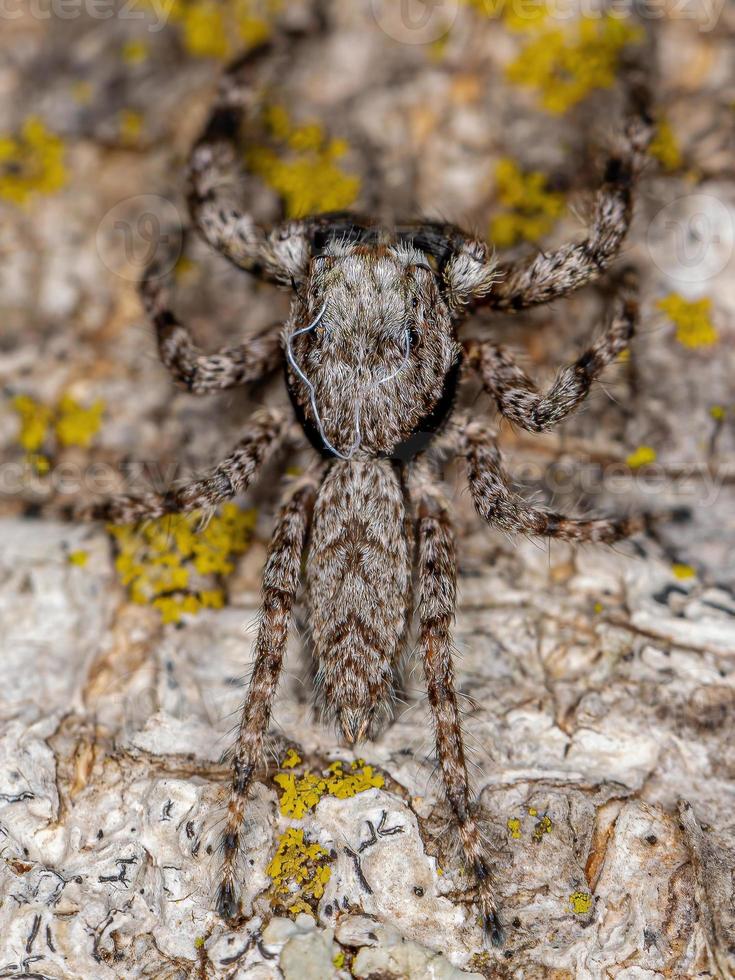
<box><xmin>465</xmin><ymin>273</ymin><xmax>639</xmax><ymax>432</ymax></box>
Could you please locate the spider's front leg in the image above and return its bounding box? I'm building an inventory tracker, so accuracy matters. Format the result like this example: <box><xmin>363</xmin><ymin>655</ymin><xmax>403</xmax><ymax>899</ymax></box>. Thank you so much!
<box><xmin>187</xmin><ymin>42</ymin><xmax>311</xmax><ymax>286</ymax></box>
<box><xmin>463</xmin><ymin>421</ymin><xmax>645</xmax><ymax>543</ymax></box>
<box><xmin>409</xmin><ymin>462</ymin><xmax>503</xmax><ymax>946</ymax></box>
<box><xmin>141</xmin><ymin>273</ymin><xmax>282</xmax><ymax>395</ymax></box>
<box><xmin>464</xmin><ymin>276</ymin><xmax>639</xmax><ymax>432</ymax></box>
<box><xmin>217</xmin><ymin>472</ymin><xmax>321</xmax><ymax>920</ymax></box>
<box><xmin>87</xmin><ymin>408</ymin><xmax>285</xmax><ymax>524</ymax></box>
<box><xmin>430</xmin><ymin>112</ymin><xmax>653</xmax><ymax>314</ymax></box>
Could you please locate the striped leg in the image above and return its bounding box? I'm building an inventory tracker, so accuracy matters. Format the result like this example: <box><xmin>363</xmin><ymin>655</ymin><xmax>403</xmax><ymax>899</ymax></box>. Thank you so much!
<box><xmin>217</xmin><ymin>475</ymin><xmax>319</xmax><ymax>920</ymax></box>
<box><xmin>141</xmin><ymin>275</ymin><xmax>282</xmax><ymax>395</ymax></box>
<box><xmin>485</xmin><ymin>115</ymin><xmax>653</xmax><ymax>311</ymax></box>
<box><xmin>410</xmin><ymin>462</ymin><xmax>502</xmax><ymax>946</ymax></box>
<box><xmin>187</xmin><ymin>43</ymin><xmax>310</xmax><ymax>286</ymax></box>
<box><xmin>89</xmin><ymin>408</ymin><xmax>285</xmax><ymax>524</ymax></box>
<box><xmin>464</xmin><ymin>280</ymin><xmax>638</xmax><ymax>432</ymax></box>
<box><xmin>464</xmin><ymin>422</ymin><xmax>645</xmax><ymax>543</ymax></box>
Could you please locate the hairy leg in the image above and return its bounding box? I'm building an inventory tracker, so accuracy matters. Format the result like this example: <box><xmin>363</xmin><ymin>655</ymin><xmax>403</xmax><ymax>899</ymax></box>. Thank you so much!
<box><xmin>141</xmin><ymin>274</ymin><xmax>282</xmax><ymax>394</ymax></box>
<box><xmin>187</xmin><ymin>43</ymin><xmax>310</xmax><ymax>286</ymax></box>
<box><xmin>217</xmin><ymin>473</ymin><xmax>320</xmax><ymax>919</ymax></box>
<box><xmin>409</xmin><ymin>461</ymin><xmax>502</xmax><ymax>945</ymax></box>
<box><xmin>464</xmin><ymin>277</ymin><xmax>639</xmax><ymax>431</ymax></box>
<box><xmin>88</xmin><ymin>408</ymin><xmax>285</xmax><ymax>524</ymax></box>
<box><xmin>430</xmin><ymin>113</ymin><xmax>652</xmax><ymax>313</ymax></box>
<box><xmin>463</xmin><ymin>421</ymin><xmax>645</xmax><ymax>543</ymax></box>
<box><xmin>488</xmin><ymin>116</ymin><xmax>652</xmax><ymax>311</ymax></box>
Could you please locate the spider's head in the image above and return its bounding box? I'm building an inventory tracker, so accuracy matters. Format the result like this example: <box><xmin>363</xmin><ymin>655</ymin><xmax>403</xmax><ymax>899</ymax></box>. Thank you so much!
<box><xmin>284</xmin><ymin>242</ymin><xmax>460</xmax><ymax>459</ymax></box>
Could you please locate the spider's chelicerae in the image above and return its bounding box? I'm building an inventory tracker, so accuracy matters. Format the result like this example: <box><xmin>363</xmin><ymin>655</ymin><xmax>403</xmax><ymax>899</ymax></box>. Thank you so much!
<box><xmin>90</xmin><ymin>40</ymin><xmax>654</xmax><ymax>944</ymax></box>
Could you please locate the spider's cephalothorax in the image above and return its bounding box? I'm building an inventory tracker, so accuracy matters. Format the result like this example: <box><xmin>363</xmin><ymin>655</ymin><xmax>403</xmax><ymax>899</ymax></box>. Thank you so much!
<box><xmin>286</xmin><ymin>241</ymin><xmax>460</xmax><ymax>460</ymax></box>
<box><xmin>90</xmin><ymin>36</ymin><xmax>655</xmax><ymax>947</ymax></box>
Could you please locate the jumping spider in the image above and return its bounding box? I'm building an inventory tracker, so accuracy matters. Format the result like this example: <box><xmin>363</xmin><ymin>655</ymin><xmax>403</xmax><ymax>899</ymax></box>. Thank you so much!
<box><xmin>90</xmin><ymin>39</ymin><xmax>654</xmax><ymax>944</ymax></box>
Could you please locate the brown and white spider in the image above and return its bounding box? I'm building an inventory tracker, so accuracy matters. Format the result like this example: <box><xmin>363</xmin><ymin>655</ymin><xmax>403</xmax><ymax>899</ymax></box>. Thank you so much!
<box><xmin>89</xmin><ymin>39</ymin><xmax>654</xmax><ymax>944</ymax></box>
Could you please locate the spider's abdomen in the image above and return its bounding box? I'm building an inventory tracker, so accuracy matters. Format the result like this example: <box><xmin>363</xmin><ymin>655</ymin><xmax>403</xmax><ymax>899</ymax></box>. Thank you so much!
<box><xmin>307</xmin><ymin>459</ymin><xmax>410</xmax><ymax>743</ymax></box>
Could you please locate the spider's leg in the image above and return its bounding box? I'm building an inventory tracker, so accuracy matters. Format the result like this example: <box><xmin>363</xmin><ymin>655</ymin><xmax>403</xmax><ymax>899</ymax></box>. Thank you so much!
<box><xmin>484</xmin><ymin>114</ymin><xmax>653</xmax><ymax>312</ymax></box>
<box><xmin>217</xmin><ymin>473</ymin><xmax>320</xmax><ymax>920</ymax></box>
<box><xmin>187</xmin><ymin>43</ymin><xmax>311</xmax><ymax>286</ymax></box>
<box><xmin>87</xmin><ymin>408</ymin><xmax>285</xmax><ymax>524</ymax></box>
<box><xmin>409</xmin><ymin>461</ymin><xmax>502</xmax><ymax>946</ymax></box>
<box><xmin>463</xmin><ymin>421</ymin><xmax>645</xmax><ymax>544</ymax></box>
<box><xmin>141</xmin><ymin>274</ymin><xmax>282</xmax><ymax>395</ymax></box>
<box><xmin>464</xmin><ymin>276</ymin><xmax>638</xmax><ymax>432</ymax></box>
<box><xmin>411</xmin><ymin>113</ymin><xmax>652</xmax><ymax>314</ymax></box>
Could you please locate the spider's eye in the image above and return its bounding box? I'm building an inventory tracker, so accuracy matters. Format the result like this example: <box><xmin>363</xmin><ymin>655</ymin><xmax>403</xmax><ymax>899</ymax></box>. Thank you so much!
<box><xmin>411</xmin><ymin>297</ymin><xmax>419</xmax><ymax>310</ymax></box>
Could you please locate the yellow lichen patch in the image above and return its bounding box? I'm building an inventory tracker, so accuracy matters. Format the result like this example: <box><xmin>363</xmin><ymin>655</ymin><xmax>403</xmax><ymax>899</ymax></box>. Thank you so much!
<box><xmin>55</xmin><ymin>393</ymin><xmax>105</xmax><ymax>448</ymax></box>
<box><xmin>119</xmin><ymin>110</ymin><xmax>144</xmax><ymax>146</ymax></box>
<box><xmin>626</xmin><ymin>445</ymin><xmax>657</xmax><ymax>470</ymax></box>
<box><xmin>0</xmin><ymin>116</ymin><xmax>67</xmax><ymax>205</ymax></box>
<box><xmin>333</xmin><ymin>952</ymin><xmax>345</xmax><ymax>969</ymax></box>
<box><xmin>709</xmin><ymin>405</ymin><xmax>726</xmax><ymax>422</ymax></box>
<box><xmin>246</xmin><ymin>104</ymin><xmax>360</xmax><ymax>218</ymax></box>
<box><xmin>12</xmin><ymin>395</ymin><xmax>53</xmax><ymax>454</ymax></box>
<box><xmin>193</xmin><ymin>936</ymin><xmax>205</xmax><ymax>950</ymax></box>
<box><xmin>122</xmin><ymin>39</ymin><xmax>149</xmax><ymax>64</ymax></box>
<box><xmin>12</xmin><ymin>392</ymin><xmax>104</xmax><ymax>463</ymax></box>
<box><xmin>507</xmin><ymin>817</ymin><xmax>522</xmax><ymax>840</ymax></box>
<box><xmin>266</xmin><ymin>828</ymin><xmax>331</xmax><ymax>916</ymax></box>
<box><xmin>505</xmin><ymin>15</ymin><xmax>642</xmax><ymax>114</ymax></box>
<box><xmin>281</xmin><ymin>748</ymin><xmax>302</xmax><ymax>769</ymax></box>
<box><xmin>490</xmin><ymin>157</ymin><xmax>565</xmax><ymax>247</ymax></box>
<box><xmin>68</xmin><ymin>551</ymin><xmax>89</xmax><ymax>567</ymax></box>
<box><xmin>274</xmin><ymin>759</ymin><xmax>384</xmax><ymax>820</ymax></box>
<box><xmin>672</xmin><ymin>563</ymin><xmax>696</xmax><ymax>581</ymax></box>
<box><xmin>649</xmin><ymin>118</ymin><xmax>682</xmax><ymax>172</ymax></box>
<box><xmin>108</xmin><ymin>503</ymin><xmax>256</xmax><ymax>624</ymax></box>
<box><xmin>532</xmin><ymin>813</ymin><xmax>553</xmax><ymax>842</ymax></box>
<box><xmin>156</xmin><ymin>0</ymin><xmax>281</xmax><ymax>60</ymax></box>
<box><xmin>569</xmin><ymin>890</ymin><xmax>593</xmax><ymax>915</ymax></box>
<box><xmin>657</xmin><ymin>294</ymin><xmax>718</xmax><ymax>349</ymax></box>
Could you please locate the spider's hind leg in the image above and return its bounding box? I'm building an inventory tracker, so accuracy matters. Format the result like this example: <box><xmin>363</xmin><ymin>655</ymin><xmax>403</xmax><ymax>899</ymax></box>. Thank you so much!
<box><xmin>464</xmin><ymin>421</ymin><xmax>647</xmax><ymax>544</ymax></box>
<box><xmin>217</xmin><ymin>472</ymin><xmax>321</xmax><ymax>920</ymax></box>
<box><xmin>409</xmin><ymin>460</ymin><xmax>503</xmax><ymax>946</ymax></box>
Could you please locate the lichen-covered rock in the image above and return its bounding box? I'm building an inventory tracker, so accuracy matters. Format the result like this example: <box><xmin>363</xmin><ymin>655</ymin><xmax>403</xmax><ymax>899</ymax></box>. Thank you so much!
<box><xmin>1</xmin><ymin>3</ymin><xmax>734</xmax><ymax>978</ymax></box>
